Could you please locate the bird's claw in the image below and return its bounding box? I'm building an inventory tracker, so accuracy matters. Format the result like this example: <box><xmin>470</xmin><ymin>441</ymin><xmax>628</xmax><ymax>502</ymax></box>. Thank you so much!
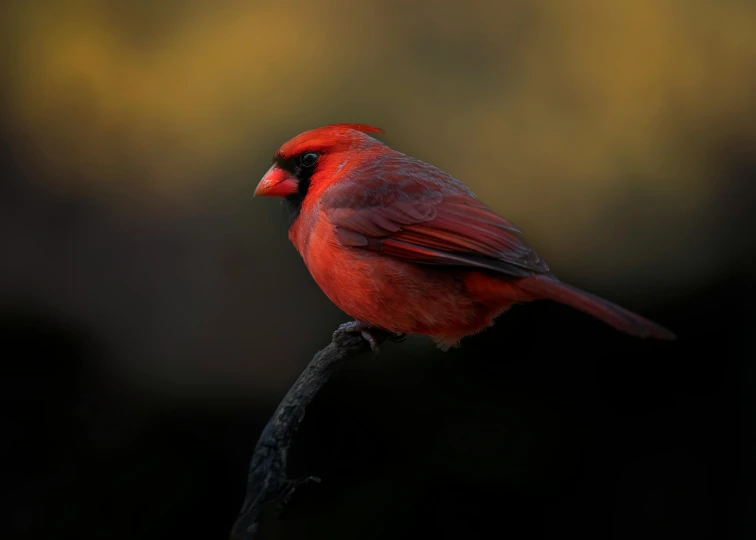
<box><xmin>388</xmin><ymin>332</ymin><xmax>407</xmax><ymax>343</ymax></box>
<box><xmin>333</xmin><ymin>321</ymin><xmax>382</xmax><ymax>353</ymax></box>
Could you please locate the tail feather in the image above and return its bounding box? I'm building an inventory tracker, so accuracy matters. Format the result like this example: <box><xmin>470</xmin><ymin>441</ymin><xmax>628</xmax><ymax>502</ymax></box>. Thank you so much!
<box><xmin>520</xmin><ymin>276</ymin><xmax>676</xmax><ymax>340</ymax></box>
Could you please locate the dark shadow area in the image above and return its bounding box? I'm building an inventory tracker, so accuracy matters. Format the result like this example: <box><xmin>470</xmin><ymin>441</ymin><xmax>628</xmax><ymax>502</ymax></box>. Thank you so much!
<box><xmin>2</xmin><ymin>269</ymin><xmax>752</xmax><ymax>540</ymax></box>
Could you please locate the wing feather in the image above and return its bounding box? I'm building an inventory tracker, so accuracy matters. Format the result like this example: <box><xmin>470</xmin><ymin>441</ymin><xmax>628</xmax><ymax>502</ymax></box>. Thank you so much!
<box><xmin>322</xmin><ymin>158</ymin><xmax>550</xmax><ymax>277</ymax></box>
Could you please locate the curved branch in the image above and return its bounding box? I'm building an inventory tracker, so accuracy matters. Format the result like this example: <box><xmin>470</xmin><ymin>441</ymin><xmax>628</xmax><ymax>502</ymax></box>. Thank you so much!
<box><xmin>230</xmin><ymin>326</ymin><xmax>392</xmax><ymax>539</ymax></box>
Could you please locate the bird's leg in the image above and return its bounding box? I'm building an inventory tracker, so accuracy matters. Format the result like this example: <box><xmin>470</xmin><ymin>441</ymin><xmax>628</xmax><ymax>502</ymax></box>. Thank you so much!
<box><xmin>333</xmin><ymin>320</ymin><xmax>384</xmax><ymax>353</ymax></box>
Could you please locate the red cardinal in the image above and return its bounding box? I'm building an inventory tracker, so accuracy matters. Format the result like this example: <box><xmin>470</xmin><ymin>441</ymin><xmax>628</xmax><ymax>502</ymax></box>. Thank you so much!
<box><xmin>255</xmin><ymin>124</ymin><xmax>675</xmax><ymax>351</ymax></box>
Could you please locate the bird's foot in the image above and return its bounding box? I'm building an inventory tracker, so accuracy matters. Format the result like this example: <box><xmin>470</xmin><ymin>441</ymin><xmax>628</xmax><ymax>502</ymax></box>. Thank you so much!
<box><xmin>333</xmin><ymin>321</ymin><xmax>385</xmax><ymax>353</ymax></box>
<box><xmin>388</xmin><ymin>332</ymin><xmax>407</xmax><ymax>343</ymax></box>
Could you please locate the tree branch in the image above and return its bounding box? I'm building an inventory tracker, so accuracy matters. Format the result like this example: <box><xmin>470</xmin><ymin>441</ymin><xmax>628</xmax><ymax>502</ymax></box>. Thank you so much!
<box><xmin>230</xmin><ymin>326</ymin><xmax>392</xmax><ymax>539</ymax></box>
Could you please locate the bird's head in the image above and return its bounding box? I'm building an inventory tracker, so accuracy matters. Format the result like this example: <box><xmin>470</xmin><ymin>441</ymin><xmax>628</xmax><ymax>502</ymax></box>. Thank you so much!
<box><xmin>254</xmin><ymin>123</ymin><xmax>384</xmax><ymax>215</ymax></box>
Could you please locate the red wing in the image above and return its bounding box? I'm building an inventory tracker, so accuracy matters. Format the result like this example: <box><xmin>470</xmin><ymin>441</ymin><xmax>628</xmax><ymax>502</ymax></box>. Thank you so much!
<box><xmin>325</xmin><ymin>193</ymin><xmax>550</xmax><ymax>277</ymax></box>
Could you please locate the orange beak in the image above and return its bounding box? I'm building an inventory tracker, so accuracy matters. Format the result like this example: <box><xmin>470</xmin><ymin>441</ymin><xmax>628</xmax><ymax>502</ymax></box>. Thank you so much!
<box><xmin>254</xmin><ymin>165</ymin><xmax>299</xmax><ymax>197</ymax></box>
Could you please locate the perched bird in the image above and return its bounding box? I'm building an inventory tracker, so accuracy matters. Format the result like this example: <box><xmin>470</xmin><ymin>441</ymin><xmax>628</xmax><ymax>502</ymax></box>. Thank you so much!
<box><xmin>255</xmin><ymin>123</ymin><xmax>675</xmax><ymax>351</ymax></box>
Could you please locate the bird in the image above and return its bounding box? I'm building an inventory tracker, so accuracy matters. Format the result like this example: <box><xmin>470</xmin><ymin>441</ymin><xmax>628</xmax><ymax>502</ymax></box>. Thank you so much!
<box><xmin>254</xmin><ymin>123</ymin><xmax>675</xmax><ymax>351</ymax></box>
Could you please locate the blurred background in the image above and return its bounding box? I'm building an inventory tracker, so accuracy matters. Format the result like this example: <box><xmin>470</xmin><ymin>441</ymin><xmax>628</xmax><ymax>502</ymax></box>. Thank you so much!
<box><xmin>1</xmin><ymin>0</ymin><xmax>754</xmax><ymax>538</ymax></box>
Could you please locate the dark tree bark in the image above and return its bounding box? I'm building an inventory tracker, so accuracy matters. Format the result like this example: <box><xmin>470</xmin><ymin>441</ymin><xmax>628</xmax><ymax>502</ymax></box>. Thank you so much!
<box><xmin>230</xmin><ymin>326</ymin><xmax>395</xmax><ymax>539</ymax></box>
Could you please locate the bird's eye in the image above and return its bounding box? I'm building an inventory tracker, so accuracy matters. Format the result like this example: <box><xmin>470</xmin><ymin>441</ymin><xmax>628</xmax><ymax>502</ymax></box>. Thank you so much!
<box><xmin>300</xmin><ymin>152</ymin><xmax>319</xmax><ymax>168</ymax></box>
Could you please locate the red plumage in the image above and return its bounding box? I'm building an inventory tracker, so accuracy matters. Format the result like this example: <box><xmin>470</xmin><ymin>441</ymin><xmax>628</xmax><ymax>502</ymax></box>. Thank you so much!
<box><xmin>255</xmin><ymin>124</ymin><xmax>675</xmax><ymax>349</ymax></box>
